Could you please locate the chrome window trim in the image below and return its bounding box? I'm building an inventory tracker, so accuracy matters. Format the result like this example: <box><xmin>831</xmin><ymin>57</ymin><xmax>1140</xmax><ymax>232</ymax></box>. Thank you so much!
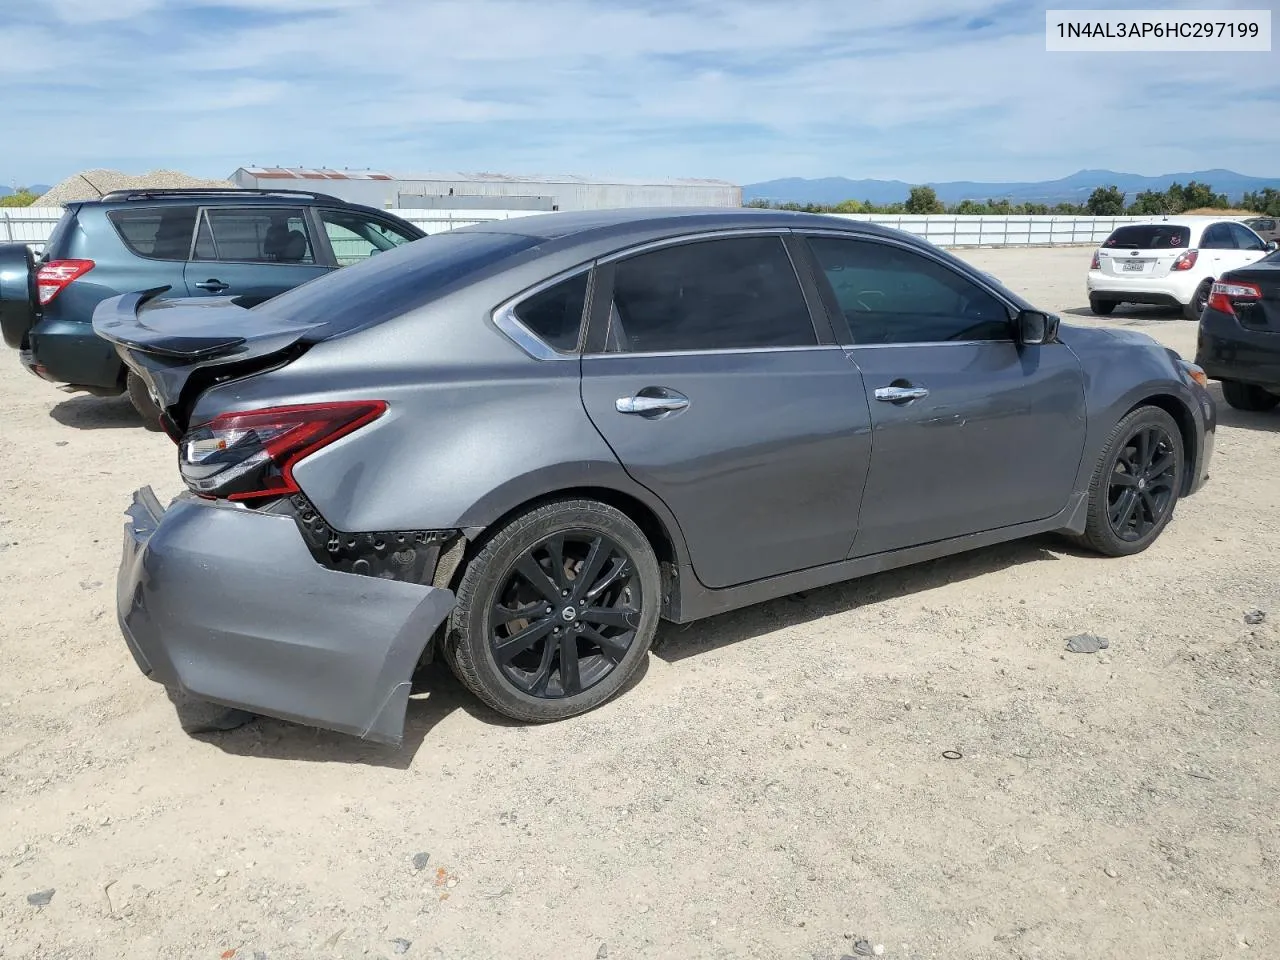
<box><xmin>798</xmin><ymin>227</ymin><xmax>1020</xmax><ymax>345</ymax></box>
<box><xmin>596</xmin><ymin>227</ymin><xmax>792</xmax><ymax>265</ymax></box>
<box><xmin>582</xmin><ymin>344</ymin><xmax>848</xmax><ymax>360</ymax></box>
<box><xmin>491</xmin><ymin>262</ymin><xmax>594</xmax><ymax>361</ymax></box>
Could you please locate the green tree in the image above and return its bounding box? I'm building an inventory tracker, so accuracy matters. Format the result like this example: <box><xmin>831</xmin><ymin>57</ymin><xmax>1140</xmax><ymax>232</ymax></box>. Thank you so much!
<box><xmin>1242</xmin><ymin>188</ymin><xmax>1280</xmax><ymax>216</ymax></box>
<box><xmin>1170</xmin><ymin>180</ymin><xmax>1227</xmax><ymax>211</ymax></box>
<box><xmin>1127</xmin><ymin>190</ymin><xmax>1169</xmax><ymax>215</ymax></box>
<box><xmin>1086</xmin><ymin>185</ymin><xmax>1126</xmax><ymax>216</ymax></box>
<box><xmin>1023</xmin><ymin>202</ymin><xmax>1050</xmax><ymax>215</ymax></box>
<box><xmin>904</xmin><ymin>185</ymin><xmax>944</xmax><ymax>215</ymax></box>
<box><xmin>0</xmin><ymin>188</ymin><xmax>39</xmax><ymax>207</ymax></box>
<box><xmin>952</xmin><ymin>199</ymin><xmax>985</xmax><ymax>215</ymax></box>
<box><xmin>832</xmin><ymin>199</ymin><xmax>864</xmax><ymax>213</ymax></box>
<box><xmin>1053</xmin><ymin>202</ymin><xmax>1086</xmax><ymax>214</ymax></box>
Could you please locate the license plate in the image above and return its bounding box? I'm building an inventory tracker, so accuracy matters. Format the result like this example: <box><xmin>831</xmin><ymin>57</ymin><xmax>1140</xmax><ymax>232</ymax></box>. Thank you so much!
<box><xmin>1122</xmin><ymin>260</ymin><xmax>1147</xmax><ymax>272</ymax></box>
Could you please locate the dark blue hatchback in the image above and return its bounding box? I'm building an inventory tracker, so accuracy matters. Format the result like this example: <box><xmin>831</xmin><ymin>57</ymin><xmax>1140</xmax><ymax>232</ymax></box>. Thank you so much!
<box><xmin>0</xmin><ymin>188</ymin><xmax>423</xmax><ymax>424</ymax></box>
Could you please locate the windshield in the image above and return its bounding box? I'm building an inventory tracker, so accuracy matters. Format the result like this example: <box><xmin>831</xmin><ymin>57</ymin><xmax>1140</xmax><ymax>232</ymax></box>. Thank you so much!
<box><xmin>259</xmin><ymin>229</ymin><xmax>541</xmax><ymax>335</ymax></box>
<box><xmin>1102</xmin><ymin>225</ymin><xmax>1192</xmax><ymax>250</ymax></box>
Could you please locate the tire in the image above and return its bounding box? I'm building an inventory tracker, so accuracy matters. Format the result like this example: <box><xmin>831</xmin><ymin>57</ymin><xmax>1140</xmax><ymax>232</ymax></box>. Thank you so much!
<box><xmin>126</xmin><ymin>371</ymin><xmax>164</xmax><ymax>431</ymax></box>
<box><xmin>1183</xmin><ymin>280</ymin><xmax>1211</xmax><ymax>321</ymax></box>
<box><xmin>1221</xmin><ymin>379</ymin><xmax>1280</xmax><ymax>412</ymax></box>
<box><xmin>1073</xmin><ymin>405</ymin><xmax>1184</xmax><ymax>557</ymax></box>
<box><xmin>1089</xmin><ymin>297</ymin><xmax>1116</xmax><ymax>316</ymax></box>
<box><xmin>446</xmin><ymin>498</ymin><xmax>661</xmax><ymax>722</ymax></box>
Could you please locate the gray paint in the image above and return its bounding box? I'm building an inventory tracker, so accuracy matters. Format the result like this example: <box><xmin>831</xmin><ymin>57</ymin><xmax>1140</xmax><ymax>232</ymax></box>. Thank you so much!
<box><xmin>116</xmin><ymin>488</ymin><xmax>454</xmax><ymax>744</ymax></box>
<box><xmin>100</xmin><ymin>207</ymin><xmax>1216</xmax><ymax>741</ymax></box>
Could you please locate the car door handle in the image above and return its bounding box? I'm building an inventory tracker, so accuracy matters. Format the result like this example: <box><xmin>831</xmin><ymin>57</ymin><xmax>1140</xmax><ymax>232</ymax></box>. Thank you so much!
<box><xmin>615</xmin><ymin>393</ymin><xmax>690</xmax><ymax>416</ymax></box>
<box><xmin>874</xmin><ymin>385</ymin><xmax>929</xmax><ymax>403</ymax></box>
<box><xmin>194</xmin><ymin>279</ymin><xmax>229</xmax><ymax>292</ymax></box>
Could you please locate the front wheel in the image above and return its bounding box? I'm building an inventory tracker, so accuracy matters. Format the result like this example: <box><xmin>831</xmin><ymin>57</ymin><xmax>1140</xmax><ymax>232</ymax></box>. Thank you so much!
<box><xmin>126</xmin><ymin>371</ymin><xmax>164</xmax><ymax>431</ymax></box>
<box><xmin>446</xmin><ymin>499</ymin><xmax>661</xmax><ymax>722</ymax></box>
<box><xmin>1221</xmin><ymin>379</ymin><xmax>1280</xmax><ymax>412</ymax></box>
<box><xmin>1074</xmin><ymin>405</ymin><xmax>1184</xmax><ymax>557</ymax></box>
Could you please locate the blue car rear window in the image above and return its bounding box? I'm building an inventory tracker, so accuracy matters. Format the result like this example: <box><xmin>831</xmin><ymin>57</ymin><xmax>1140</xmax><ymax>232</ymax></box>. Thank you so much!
<box><xmin>259</xmin><ymin>229</ymin><xmax>540</xmax><ymax>335</ymax></box>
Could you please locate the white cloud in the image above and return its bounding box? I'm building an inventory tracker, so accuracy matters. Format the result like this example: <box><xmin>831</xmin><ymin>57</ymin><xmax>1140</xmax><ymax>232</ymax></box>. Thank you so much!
<box><xmin>2</xmin><ymin>0</ymin><xmax>1277</xmax><ymax>187</ymax></box>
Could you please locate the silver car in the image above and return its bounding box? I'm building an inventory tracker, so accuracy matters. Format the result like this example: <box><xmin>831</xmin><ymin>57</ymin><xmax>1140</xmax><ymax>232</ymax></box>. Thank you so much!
<box><xmin>97</xmin><ymin>208</ymin><xmax>1215</xmax><ymax>745</ymax></box>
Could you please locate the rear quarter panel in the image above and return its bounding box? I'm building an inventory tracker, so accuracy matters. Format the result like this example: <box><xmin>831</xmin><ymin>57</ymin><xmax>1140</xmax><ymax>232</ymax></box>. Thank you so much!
<box><xmin>189</xmin><ymin>277</ymin><xmax>690</xmax><ymax>561</ymax></box>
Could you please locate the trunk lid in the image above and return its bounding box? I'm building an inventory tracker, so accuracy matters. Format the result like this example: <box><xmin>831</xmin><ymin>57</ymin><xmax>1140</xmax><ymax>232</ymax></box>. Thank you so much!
<box><xmin>92</xmin><ymin>288</ymin><xmax>322</xmax><ymax>431</ymax></box>
<box><xmin>1097</xmin><ymin>224</ymin><xmax>1194</xmax><ymax>279</ymax></box>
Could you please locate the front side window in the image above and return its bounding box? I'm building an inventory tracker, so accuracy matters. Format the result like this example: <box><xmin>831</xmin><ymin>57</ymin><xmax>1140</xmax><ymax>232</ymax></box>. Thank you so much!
<box><xmin>319</xmin><ymin>209</ymin><xmax>418</xmax><ymax>266</ymax></box>
<box><xmin>1229</xmin><ymin>222</ymin><xmax>1266</xmax><ymax>251</ymax></box>
<box><xmin>109</xmin><ymin>206</ymin><xmax>199</xmax><ymax>261</ymax></box>
<box><xmin>807</xmin><ymin>236</ymin><xmax>1010</xmax><ymax>344</ymax></box>
<box><xmin>194</xmin><ymin>207</ymin><xmax>315</xmax><ymax>263</ymax></box>
<box><xmin>607</xmin><ymin>236</ymin><xmax>816</xmax><ymax>353</ymax></box>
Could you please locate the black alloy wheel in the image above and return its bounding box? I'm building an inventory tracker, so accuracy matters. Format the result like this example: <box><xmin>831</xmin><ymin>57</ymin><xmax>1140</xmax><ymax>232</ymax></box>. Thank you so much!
<box><xmin>1073</xmin><ymin>405</ymin><xmax>1184</xmax><ymax>557</ymax></box>
<box><xmin>490</xmin><ymin>531</ymin><xmax>642</xmax><ymax>698</ymax></box>
<box><xmin>445</xmin><ymin>498</ymin><xmax>661</xmax><ymax>722</ymax></box>
<box><xmin>1106</xmin><ymin>424</ymin><xmax>1178</xmax><ymax>542</ymax></box>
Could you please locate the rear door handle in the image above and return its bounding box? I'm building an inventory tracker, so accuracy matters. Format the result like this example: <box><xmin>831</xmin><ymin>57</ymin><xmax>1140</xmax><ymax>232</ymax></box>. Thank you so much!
<box><xmin>615</xmin><ymin>392</ymin><xmax>690</xmax><ymax>416</ymax></box>
<box><xmin>194</xmin><ymin>279</ymin><xmax>229</xmax><ymax>292</ymax></box>
<box><xmin>874</xmin><ymin>385</ymin><xmax>929</xmax><ymax>403</ymax></box>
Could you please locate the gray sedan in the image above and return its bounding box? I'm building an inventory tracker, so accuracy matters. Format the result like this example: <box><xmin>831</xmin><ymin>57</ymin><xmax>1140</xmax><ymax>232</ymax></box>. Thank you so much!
<box><xmin>96</xmin><ymin>208</ymin><xmax>1215</xmax><ymax>744</ymax></box>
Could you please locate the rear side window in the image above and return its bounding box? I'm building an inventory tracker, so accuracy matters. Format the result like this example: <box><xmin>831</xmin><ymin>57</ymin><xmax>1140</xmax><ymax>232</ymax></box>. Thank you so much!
<box><xmin>513</xmin><ymin>273</ymin><xmax>589</xmax><ymax>351</ymax></box>
<box><xmin>108</xmin><ymin>206</ymin><xmax>199</xmax><ymax>261</ymax></box>
<box><xmin>608</xmin><ymin>236</ymin><xmax>816</xmax><ymax>352</ymax></box>
<box><xmin>1103</xmin><ymin>225</ymin><xmax>1191</xmax><ymax>249</ymax></box>
<box><xmin>261</xmin><ymin>229</ymin><xmax>541</xmax><ymax>335</ymax></box>
<box><xmin>194</xmin><ymin>207</ymin><xmax>315</xmax><ymax>263</ymax></box>
<box><xmin>1200</xmin><ymin>223</ymin><xmax>1234</xmax><ymax>249</ymax></box>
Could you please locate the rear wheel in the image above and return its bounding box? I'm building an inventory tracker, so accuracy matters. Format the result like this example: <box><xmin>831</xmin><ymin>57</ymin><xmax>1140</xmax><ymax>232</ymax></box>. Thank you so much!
<box><xmin>446</xmin><ymin>499</ymin><xmax>661</xmax><ymax>722</ymax></box>
<box><xmin>1184</xmin><ymin>280</ymin><xmax>1212</xmax><ymax>321</ymax></box>
<box><xmin>1089</xmin><ymin>297</ymin><xmax>1117</xmax><ymax>316</ymax></box>
<box><xmin>1074</xmin><ymin>405</ymin><xmax>1183</xmax><ymax>557</ymax></box>
<box><xmin>126</xmin><ymin>372</ymin><xmax>164</xmax><ymax>431</ymax></box>
<box><xmin>1221</xmin><ymin>379</ymin><xmax>1280</xmax><ymax>412</ymax></box>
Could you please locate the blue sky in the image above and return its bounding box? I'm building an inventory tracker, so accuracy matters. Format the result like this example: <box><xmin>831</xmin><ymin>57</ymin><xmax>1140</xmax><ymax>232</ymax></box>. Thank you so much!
<box><xmin>1</xmin><ymin>0</ymin><xmax>1276</xmax><ymax>189</ymax></box>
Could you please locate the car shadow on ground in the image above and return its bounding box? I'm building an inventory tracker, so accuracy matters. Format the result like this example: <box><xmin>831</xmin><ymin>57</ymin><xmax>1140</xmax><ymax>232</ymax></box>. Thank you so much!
<box><xmin>653</xmin><ymin>535</ymin><xmax>1067</xmax><ymax>663</ymax></box>
<box><xmin>1062</xmin><ymin>305</ymin><xmax>1189</xmax><ymax>324</ymax></box>
<box><xmin>1207</xmin><ymin>382</ymin><xmax>1280</xmax><ymax>433</ymax></box>
<box><xmin>49</xmin><ymin>393</ymin><xmax>144</xmax><ymax>430</ymax></box>
<box><xmin>191</xmin><ymin>535</ymin><xmax>1067</xmax><ymax>767</ymax></box>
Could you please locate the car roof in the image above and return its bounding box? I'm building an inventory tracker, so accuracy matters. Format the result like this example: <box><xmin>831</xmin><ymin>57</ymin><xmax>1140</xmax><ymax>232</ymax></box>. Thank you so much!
<box><xmin>74</xmin><ymin>189</ymin><xmax>361</xmax><ymax>208</ymax></box>
<box><xmin>1119</xmin><ymin>216</ymin><xmax>1243</xmax><ymax>229</ymax></box>
<box><xmin>453</xmin><ymin>206</ymin><xmax>909</xmax><ymax>243</ymax></box>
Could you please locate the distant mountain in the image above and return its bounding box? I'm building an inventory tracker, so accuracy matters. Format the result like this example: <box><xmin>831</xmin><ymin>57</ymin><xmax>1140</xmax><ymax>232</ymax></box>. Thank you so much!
<box><xmin>744</xmin><ymin>169</ymin><xmax>1280</xmax><ymax>206</ymax></box>
<box><xmin>0</xmin><ymin>184</ymin><xmax>51</xmax><ymax>197</ymax></box>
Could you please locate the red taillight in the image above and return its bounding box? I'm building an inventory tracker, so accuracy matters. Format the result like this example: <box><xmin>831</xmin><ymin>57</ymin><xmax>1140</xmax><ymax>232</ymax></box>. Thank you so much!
<box><xmin>1090</xmin><ymin>251</ymin><xmax>1100</xmax><ymax>270</ymax></box>
<box><xmin>179</xmin><ymin>401</ymin><xmax>387</xmax><ymax>500</ymax></box>
<box><xmin>1207</xmin><ymin>280</ymin><xmax>1262</xmax><ymax>316</ymax></box>
<box><xmin>1171</xmin><ymin>250</ymin><xmax>1199</xmax><ymax>271</ymax></box>
<box><xmin>36</xmin><ymin>259</ymin><xmax>95</xmax><ymax>305</ymax></box>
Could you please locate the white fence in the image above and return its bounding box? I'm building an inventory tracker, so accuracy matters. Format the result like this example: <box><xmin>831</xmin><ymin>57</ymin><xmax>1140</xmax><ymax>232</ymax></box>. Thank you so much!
<box><xmin>0</xmin><ymin>206</ymin><xmax>1201</xmax><ymax>253</ymax></box>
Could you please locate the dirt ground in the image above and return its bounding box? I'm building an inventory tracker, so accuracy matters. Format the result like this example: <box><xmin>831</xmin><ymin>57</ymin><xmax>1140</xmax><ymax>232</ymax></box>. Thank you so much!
<box><xmin>1</xmin><ymin>246</ymin><xmax>1277</xmax><ymax>960</ymax></box>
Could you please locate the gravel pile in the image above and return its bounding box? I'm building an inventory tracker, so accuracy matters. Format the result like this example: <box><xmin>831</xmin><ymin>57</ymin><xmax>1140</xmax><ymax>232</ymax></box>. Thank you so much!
<box><xmin>35</xmin><ymin>169</ymin><xmax>236</xmax><ymax>206</ymax></box>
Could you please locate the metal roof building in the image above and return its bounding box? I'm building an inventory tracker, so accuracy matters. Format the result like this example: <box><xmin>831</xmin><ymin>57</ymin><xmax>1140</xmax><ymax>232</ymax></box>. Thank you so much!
<box><xmin>228</xmin><ymin>167</ymin><xmax>742</xmax><ymax>211</ymax></box>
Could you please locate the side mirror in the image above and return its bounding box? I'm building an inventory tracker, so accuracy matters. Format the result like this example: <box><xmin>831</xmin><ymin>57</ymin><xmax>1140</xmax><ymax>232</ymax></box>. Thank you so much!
<box><xmin>1267</xmin><ymin>240</ymin><xmax>1278</xmax><ymax>251</ymax></box>
<box><xmin>1016</xmin><ymin>309</ymin><xmax>1060</xmax><ymax>345</ymax></box>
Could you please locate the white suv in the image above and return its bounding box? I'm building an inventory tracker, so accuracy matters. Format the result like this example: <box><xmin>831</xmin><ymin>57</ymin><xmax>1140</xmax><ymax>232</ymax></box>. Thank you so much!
<box><xmin>1087</xmin><ymin>217</ymin><xmax>1275</xmax><ymax>320</ymax></box>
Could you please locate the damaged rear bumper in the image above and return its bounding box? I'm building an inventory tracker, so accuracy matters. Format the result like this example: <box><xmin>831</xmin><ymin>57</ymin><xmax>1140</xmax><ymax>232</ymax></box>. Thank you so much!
<box><xmin>116</xmin><ymin>487</ymin><xmax>455</xmax><ymax>745</ymax></box>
